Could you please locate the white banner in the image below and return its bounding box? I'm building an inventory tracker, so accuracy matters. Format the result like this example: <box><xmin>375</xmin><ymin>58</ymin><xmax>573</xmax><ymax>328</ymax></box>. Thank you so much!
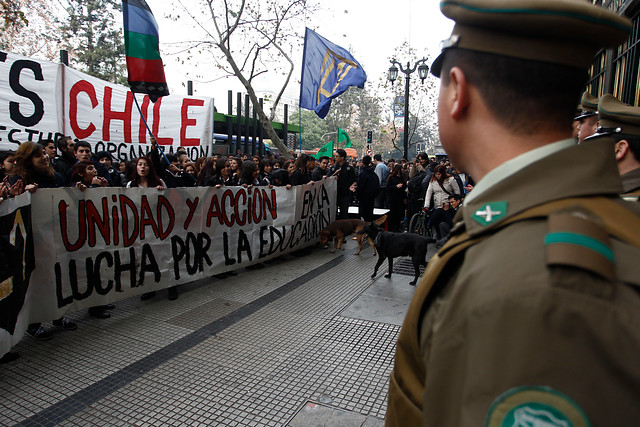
<box><xmin>0</xmin><ymin>179</ymin><xmax>337</xmax><ymax>356</ymax></box>
<box><xmin>0</xmin><ymin>50</ymin><xmax>214</xmax><ymax>160</ymax></box>
<box><xmin>0</xmin><ymin>51</ymin><xmax>63</xmax><ymax>150</ymax></box>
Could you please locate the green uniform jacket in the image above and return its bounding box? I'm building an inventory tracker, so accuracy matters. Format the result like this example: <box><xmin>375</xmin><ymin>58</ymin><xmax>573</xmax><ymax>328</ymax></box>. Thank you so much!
<box><xmin>387</xmin><ymin>140</ymin><xmax>640</xmax><ymax>426</ymax></box>
<box><xmin>621</xmin><ymin>167</ymin><xmax>640</xmax><ymax>197</ymax></box>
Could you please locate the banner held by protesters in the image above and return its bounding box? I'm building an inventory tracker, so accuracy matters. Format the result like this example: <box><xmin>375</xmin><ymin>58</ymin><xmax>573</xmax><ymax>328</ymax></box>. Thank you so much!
<box><xmin>0</xmin><ymin>179</ymin><xmax>337</xmax><ymax>357</ymax></box>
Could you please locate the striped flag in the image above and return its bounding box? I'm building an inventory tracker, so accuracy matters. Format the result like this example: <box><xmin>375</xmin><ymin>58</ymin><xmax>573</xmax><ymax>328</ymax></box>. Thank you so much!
<box><xmin>122</xmin><ymin>0</ymin><xmax>169</xmax><ymax>102</ymax></box>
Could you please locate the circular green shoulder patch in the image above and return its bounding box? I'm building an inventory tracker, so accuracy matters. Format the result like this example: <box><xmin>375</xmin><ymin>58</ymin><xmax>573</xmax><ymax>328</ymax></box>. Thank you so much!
<box><xmin>485</xmin><ymin>386</ymin><xmax>590</xmax><ymax>427</ymax></box>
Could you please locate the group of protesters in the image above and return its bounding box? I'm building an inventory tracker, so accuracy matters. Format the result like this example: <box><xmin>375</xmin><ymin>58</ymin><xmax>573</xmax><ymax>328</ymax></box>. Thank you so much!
<box><xmin>0</xmin><ymin>135</ymin><xmax>471</xmax><ymax>364</ymax></box>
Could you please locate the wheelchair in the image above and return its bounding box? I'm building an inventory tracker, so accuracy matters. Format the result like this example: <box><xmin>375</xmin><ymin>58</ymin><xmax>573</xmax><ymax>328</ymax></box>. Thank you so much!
<box><xmin>409</xmin><ymin>208</ymin><xmax>435</xmax><ymax>237</ymax></box>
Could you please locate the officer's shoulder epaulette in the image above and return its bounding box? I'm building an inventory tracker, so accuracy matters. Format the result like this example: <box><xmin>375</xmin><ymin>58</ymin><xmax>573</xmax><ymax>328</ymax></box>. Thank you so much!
<box><xmin>544</xmin><ymin>206</ymin><xmax>615</xmax><ymax>282</ymax></box>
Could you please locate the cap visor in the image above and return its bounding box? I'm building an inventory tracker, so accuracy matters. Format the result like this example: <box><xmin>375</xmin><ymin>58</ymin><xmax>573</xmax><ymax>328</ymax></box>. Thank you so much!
<box><xmin>431</xmin><ymin>52</ymin><xmax>445</xmax><ymax>78</ymax></box>
<box><xmin>573</xmin><ymin>111</ymin><xmax>598</xmax><ymax>121</ymax></box>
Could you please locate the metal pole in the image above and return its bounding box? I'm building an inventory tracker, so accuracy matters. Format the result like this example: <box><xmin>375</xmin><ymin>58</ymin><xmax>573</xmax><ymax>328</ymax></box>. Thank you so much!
<box><xmin>252</xmin><ymin>103</ymin><xmax>258</xmax><ymax>156</ymax></box>
<box><xmin>236</xmin><ymin>92</ymin><xmax>242</xmax><ymax>156</ymax></box>
<box><xmin>283</xmin><ymin>104</ymin><xmax>289</xmax><ymax>155</ymax></box>
<box><xmin>187</xmin><ymin>80</ymin><xmax>193</xmax><ymax>96</ymax></box>
<box><xmin>60</xmin><ymin>50</ymin><xmax>69</xmax><ymax>66</ymax></box>
<box><xmin>244</xmin><ymin>94</ymin><xmax>250</xmax><ymax>155</ymax></box>
<box><xmin>227</xmin><ymin>90</ymin><xmax>234</xmax><ymax>154</ymax></box>
<box><xmin>403</xmin><ymin>69</ymin><xmax>410</xmax><ymax>161</ymax></box>
<box><xmin>258</xmin><ymin>98</ymin><xmax>265</xmax><ymax>157</ymax></box>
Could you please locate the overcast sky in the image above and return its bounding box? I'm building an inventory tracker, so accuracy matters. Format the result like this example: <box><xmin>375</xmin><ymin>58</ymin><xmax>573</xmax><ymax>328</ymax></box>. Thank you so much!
<box><xmin>154</xmin><ymin>0</ymin><xmax>454</xmax><ymax>112</ymax></box>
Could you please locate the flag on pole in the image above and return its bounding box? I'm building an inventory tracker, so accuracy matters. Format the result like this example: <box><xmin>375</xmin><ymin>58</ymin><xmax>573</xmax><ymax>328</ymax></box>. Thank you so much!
<box><xmin>337</xmin><ymin>127</ymin><xmax>352</xmax><ymax>148</ymax></box>
<box><xmin>122</xmin><ymin>0</ymin><xmax>169</xmax><ymax>102</ymax></box>
<box><xmin>299</xmin><ymin>28</ymin><xmax>367</xmax><ymax>119</ymax></box>
<box><xmin>314</xmin><ymin>141</ymin><xmax>334</xmax><ymax>159</ymax></box>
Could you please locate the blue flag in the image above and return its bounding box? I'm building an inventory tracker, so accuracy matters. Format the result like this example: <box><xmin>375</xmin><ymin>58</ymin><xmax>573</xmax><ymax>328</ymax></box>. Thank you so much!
<box><xmin>299</xmin><ymin>28</ymin><xmax>367</xmax><ymax>119</ymax></box>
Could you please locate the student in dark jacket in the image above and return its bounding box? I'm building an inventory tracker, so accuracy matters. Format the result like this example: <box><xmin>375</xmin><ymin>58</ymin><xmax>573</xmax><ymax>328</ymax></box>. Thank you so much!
<box><xmin>357</xmin><ymin>155</ymin><xmax>380</xmax><ymax>222</ymax></box>
<box><xmin>386</xmin><ymin>164</ymin><xmax>407</xmax><ymax>232</ymax></box>
<box><xmin>53</xmin><ymin>136</ymin><xmax>76</xmax><ymax>178</ymax></box>
<box><xmin>289</xmin><ymin>154</ymin><xmax>315</xmax><ymax>186</ymax></box>
<box><xmin>311</xmin><ymin>155</ymin><xmax>330</xmax><ymax>181</ymax></box>
<box><xmin>328</xmin><ymin>149</ymin><xmax>357</xmax><ymax>219</ymax></box>
<box><xmin>96</xmin><ymin>151</ymin><xmax>124</xmax><ymax>187</ymax></box>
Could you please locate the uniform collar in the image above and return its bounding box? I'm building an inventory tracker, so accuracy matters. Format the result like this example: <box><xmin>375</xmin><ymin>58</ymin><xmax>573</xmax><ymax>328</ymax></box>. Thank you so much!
<box><xmin>460</xmin><ymin>139</ymin><xmax>623</xmax><ymax>236</ymax></box>
<box><xmin>621</xmin><ymin>167</ymin><xmax>640</xmax><ymax>194</ymax></box>
<box><xmin>465</xmin><ymin>139</ymin><xmax>576</xmax><ymax>205</ymax></box>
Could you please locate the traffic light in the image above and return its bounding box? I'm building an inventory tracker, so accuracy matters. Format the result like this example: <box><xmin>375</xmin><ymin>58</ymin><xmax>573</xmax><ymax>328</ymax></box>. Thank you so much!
<box><xmin>367</xmin><ymin>131</ymin><xmax>372</xmax><ymax>145</ymax></box>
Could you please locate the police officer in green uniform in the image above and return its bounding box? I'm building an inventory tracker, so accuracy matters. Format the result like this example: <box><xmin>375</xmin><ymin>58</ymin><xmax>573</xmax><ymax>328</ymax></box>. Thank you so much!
<box><xmin>574</xmin><ymin>91</ymin><xmax>600</xmax><ymax>143</ymax></box>
<box><xmin>385</xmin><ymin>1</ymin><xmax>640</xmax><ymax>426</ymax></box>
<box><xmin>588</xmin><ymin>94</ymin><xmax>640</xmax><ymax>200</ymax></box>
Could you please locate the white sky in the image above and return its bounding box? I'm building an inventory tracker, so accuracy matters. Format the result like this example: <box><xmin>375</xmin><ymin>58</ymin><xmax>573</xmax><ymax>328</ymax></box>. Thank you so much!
<box><xmin>153</xmin><ymin>0</ymin><xmax>454</xmax><ymax>112</ymax></box>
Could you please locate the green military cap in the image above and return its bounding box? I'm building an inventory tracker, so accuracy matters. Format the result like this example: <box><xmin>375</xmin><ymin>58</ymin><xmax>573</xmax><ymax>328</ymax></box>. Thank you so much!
<box><xmin>431</xmin><ymin>0</ymin><xmax>632</xmax><ymax>77</ymax></box>
<box><xmin>587</xmin><ymin>94</ymin><xmax>640</xmax><ymax>139</ymax></box>
<box><xmin>574</xmin><ymin>91</ymin><xmax>599</xmax><ymax>121</ymax></box>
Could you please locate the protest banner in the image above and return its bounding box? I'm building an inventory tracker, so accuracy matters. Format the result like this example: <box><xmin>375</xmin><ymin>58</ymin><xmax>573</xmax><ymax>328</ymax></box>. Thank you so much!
<box><xmin>0</xmin><ymin>51</ymin><xmax>63</xmax><ymax>149</ymax></box>
<box><xmin>0</xmin><ymin>50</ymin><xmax>214</xmax><ymax>159</ymax></box>
<box><xmin>0</xmin><ymin>179</ymin><xmax>337</xmax><ymax>356</ymax></box>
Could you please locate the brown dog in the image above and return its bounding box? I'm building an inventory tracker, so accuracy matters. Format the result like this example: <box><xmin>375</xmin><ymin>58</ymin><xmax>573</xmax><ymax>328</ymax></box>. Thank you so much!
<box><xmin>319</xmin><ymin>216</ymin><xmax>387</xmax><ymax>255</ymax></box>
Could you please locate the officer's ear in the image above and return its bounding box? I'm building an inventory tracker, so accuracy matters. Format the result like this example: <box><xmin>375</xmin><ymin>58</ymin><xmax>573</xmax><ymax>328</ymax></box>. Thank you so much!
<box><xmin>446</xmin><ymin>67</ymin><xmax>470</xmax><ymax>120</ymax></box>
<box><xmin>615</xmin><ymin>139</ymin><xmax>630</xmax><ymax>161</ymax></box>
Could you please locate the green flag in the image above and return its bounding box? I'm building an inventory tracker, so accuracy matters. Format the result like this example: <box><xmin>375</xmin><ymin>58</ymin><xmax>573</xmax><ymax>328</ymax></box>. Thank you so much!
<box><xmin>314</xmin><ymin>140</ymin><xmax>334</xmax><ymax>159</ymax></box>
<box><xmin>338</xmin><ymin>127</ymin><xmax>352</xmax><ymax>148</ymax></box>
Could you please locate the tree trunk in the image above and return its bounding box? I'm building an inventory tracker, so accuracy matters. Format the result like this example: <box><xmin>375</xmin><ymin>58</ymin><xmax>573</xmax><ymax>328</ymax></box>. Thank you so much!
<box><xmin>217</xmin><ymin>41</ymin><xmax>293</xmax><ymax>159</ymax></box>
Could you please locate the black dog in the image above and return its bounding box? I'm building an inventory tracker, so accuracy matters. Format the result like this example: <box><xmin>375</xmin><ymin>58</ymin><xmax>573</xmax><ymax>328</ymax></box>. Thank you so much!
<box><xmin>359</xmin><ymin>222</ymin><xmax>435</xmax><ymax>286</ymax></box>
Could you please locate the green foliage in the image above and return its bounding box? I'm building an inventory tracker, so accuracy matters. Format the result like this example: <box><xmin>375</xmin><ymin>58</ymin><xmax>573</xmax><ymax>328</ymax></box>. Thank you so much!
<box><xmin>0</xmin><ymin>0</ymin><xmax>27</xmax><ymax>30</ymax></box>
<box><xmin>0</xmin><ymin>0</ymin><xmax>61</xmax><ymax>60</ymax></box>
<box><xmin>60</xmin><ymin>0</ymin><xmax>126</xmax><ymax>84</ymax></box>
<box><xmin>290</xmin><ymin>109</ymin><xmax>329</xmax><ymax>150</ymax></box>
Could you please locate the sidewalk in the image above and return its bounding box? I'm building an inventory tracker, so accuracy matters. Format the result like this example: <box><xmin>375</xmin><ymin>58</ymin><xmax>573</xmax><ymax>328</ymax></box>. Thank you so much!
<box><xmin>0</xmin><ymin>238</ymin><xmax>436</xmax><ymax>426</ymax></box>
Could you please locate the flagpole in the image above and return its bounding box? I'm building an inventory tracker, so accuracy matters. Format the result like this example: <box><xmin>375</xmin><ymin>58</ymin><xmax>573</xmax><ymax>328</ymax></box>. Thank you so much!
<box><xmin>132</xmin><ymin>92</ymin><xmax>171</xmax><ymax>166</ymax></box>
<box><xmin>298</xmin><ymin>104</ymin><xmax>303</xmax><ymax>151</ymax></box>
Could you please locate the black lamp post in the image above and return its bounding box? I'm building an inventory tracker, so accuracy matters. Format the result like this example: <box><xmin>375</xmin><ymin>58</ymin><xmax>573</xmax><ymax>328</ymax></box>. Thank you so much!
<box><xmin>388</xmin><ymin>59</ymin><xmax>429</xmax><ymax>160</ymax></box>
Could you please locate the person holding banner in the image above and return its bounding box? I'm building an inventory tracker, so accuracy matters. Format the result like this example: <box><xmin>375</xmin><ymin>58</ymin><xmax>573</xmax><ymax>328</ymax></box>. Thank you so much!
<box><xmin>125</xmin><ymin>157</ymin><xmax>166</xmax><ymax>190</ymax></box>
<box><xmin>125</xmin><ymin>156</ymin><xmax>177</xmax><ymax>300</ymax></box>
<box><xmin>69</xmin><ymin>141</ymin><xmax>112</xmax><ymax>187</ymax></box>
<box><xmin>69</xmin><ymin>161</ymin><xmax>109</xmax><ymax>190</ymax></box>
<box><xmin>11</xmin><ymin>142</ymin><xmax>78</xmax><ymax>340</ymax></box>
<box><xmin>238</xmin><ymin>161</ymin><xmax>265</xmax><ymax>187</ymax></box>
<box><xmin>290</xmin><ymin>154</ymin><xmax>315</xmax><ymax>186</ymax></box>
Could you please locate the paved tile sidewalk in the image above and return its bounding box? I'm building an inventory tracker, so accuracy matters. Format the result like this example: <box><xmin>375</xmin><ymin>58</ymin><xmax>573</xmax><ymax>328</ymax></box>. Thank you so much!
<box><xmin>0</xmin><ymin>239</ymin><xmax>431</xmax><ymax>426</ymax></box>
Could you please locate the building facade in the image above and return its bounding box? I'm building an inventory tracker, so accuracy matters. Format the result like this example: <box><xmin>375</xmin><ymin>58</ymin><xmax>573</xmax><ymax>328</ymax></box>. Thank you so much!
<box><xmin>587</xmin><ymin>0</ymin><xmax>640</xmax><ymax>105</ymax></box>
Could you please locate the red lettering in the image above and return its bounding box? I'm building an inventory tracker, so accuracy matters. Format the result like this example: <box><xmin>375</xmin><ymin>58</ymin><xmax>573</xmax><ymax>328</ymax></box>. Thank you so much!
<box><xmin>264</xmin><ymin>189</ymin><xmax>277</xmax><ymax>220</ymax></box>
<box><xmin>69</xmin><ymin>80</ymin><xmax>97</xmax><ymax>139</ymax></box>
<box><xmin>103</xmin><ymin>87</ymin><xmax>133</xmax><ymax>142</ymax></box>
<box><xmin>180</xmin><ymin>98</ymin><xmax>204</xmax><ymax>146</ymax></box>
<box><xmin>221</xmin><ymin>190</ymin><xmax>235</xmax><ymax>227</ymax></box>
<box><xmin>111</xmin><ymin>203</ymin><xmax>119</xmax><ymax>246</ymax></box>
<box><xmin>120</xmin><ymin>195</ymin><xmax>139</xmax><ymax>247</ymax></box>
<box><xmin>138</xmin><ymin>96</ymin><xmax>151</xmax><ymax>144</ymax></box>
<box><xmin>184</xmin><ymin>198</ymin><xmax>199</xmax><ymax>230</ymax></box>
<box><xmin>234</xmin><ymin>190</ymin><xmax>246</xmax><ymax>226</ymax></box>
<box><xmin>157</xmin><ymin>195</ymin><xmax>175</xmax><ymax>239</ymax></box>
<box><xmin>139</xmin><ymin>195</ymin><xmax>159</xmax><ymax>239</ymax></box>
<box><xmin>206</xmin><ymin>194</ymin><xmax>223</xmax><ymax>227</ymax></box>
<box><xmin>152</xmin><ymin>98</ymin><xmax>173</xmax><ymax>145</ymax></box>
<box><xmin>86</xmin><ymin>198</ymin><xmax>110</xmax><ymax>247</ymax></box>
<box><xmin>58</xmin><ymin>200</ymin><xmax>86</xmax><ymax>251</ymax></box>
<box><xmin>252</xmin><ymin>190</ymin><xmax>262</xmax><ymax>223</ymax></box>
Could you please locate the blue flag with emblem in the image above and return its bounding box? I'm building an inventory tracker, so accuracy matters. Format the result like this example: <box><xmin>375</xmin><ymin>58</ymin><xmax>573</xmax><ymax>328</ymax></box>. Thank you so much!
<box><xmin>299</xmin><ymin>28</ymin><xmax>367</xmax><ymax>119</ymax></box>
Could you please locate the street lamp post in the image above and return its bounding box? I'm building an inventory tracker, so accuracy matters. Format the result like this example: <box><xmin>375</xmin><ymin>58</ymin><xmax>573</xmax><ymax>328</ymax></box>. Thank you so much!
<box><xmin>388</xmin><ymin>59</ymin><xmax>429</xmax><ymax>160</ymax></box>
